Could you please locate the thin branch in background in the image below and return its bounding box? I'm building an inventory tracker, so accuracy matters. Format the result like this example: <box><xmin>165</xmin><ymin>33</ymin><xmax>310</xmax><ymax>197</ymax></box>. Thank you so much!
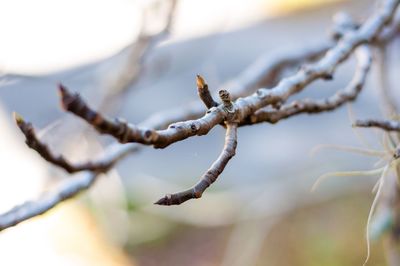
<box><xmin>0</xmin><ymin>172</ymin><xmax>98</xmax><ymax>231</ymax></box>
<box><xmin>96</xmin><ymin>0</ymin><xmax>178</xmax><ymax>106</ymax></box>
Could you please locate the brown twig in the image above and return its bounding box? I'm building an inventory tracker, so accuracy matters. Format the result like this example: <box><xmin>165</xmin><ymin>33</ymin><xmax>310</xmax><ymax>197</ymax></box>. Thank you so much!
<box><xmin>59</xmin><ymin>84</ymin><xmax>227</xmax><ymax>148</ymax></box>
<box><xmin>13</xmin><ymin>112</ymin><xmax>137</xmax><ymax>174</ymax></box>
<box><xmin>196</xmin><ymin>75</ymin><xmax>219</xmax><ymax>109</ymax></box>
<box><xmin>155</xmin><ymin>122</ymin><xmax>238</xmax><ymax>205</ymax></box>
<box><xmin>354</xmin><ymin>119</ymin><xmax>400</xmax><ymax>131</ymax></box>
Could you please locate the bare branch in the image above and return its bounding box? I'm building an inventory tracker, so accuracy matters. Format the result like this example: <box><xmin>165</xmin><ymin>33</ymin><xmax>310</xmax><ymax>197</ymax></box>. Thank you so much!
<box><xmin>0</xmin><ymin>172</ymin><xmax>98</xmax><ymax>231</ymax></box>
<box><xmin>196</xmin><ymin>75</ymin><xmax>219</xmax><ymax>109</ymax></box>
<box><xmin>244</xmin><ymin>45</ymin><xmax>372</xmax><ymax>124</ymax></box>
<box><xmin>13</xmin><ymin>113</ymin><xmax>115</xmax><ymax>173</ymax></box>
<box><xmin>59</xmin><ymin>84</ymin><xmax>228</xmax><ymax>148</ymax></box>
<box><xmin>155</xmin><ymin>122</ymin><xmax>238</xmax><ymax>205</ymax></box>
<box><xmin>354</xmin><ymin>119</ymin><xmax>400</xmax><ymax>131</ymax></box>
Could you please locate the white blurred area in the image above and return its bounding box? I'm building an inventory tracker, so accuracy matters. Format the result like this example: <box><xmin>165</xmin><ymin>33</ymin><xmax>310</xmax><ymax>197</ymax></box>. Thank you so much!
<box><xmin>0</xmin><ymin>0</ymin><xmax>342</xmax><ymax>74</ymax></box>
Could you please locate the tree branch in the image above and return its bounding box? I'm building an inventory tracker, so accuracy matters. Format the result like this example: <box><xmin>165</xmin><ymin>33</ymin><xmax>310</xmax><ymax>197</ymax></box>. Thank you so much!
<box><xmin>13</xmin><ymin>113</ymin><xmax>115</xmax><ymax>173</ymax></box>
<box><xmin>354</xmin><ymin>119</ymin><xmax>400</xmax><ymax>131</ymax></box>
<box><xmin>244</xmin><ymin>45</ymin><xmax>372</xmax><ymax>124</ymax></box>
<box><xmin>196</xmin><ymin>75</ymin><xmax>219</xmax><ymax>109</ymax></box>
<box><xmin>155</xmin><ymin>122</ymin><xmax>238</xmax><ymax>205</ymax></box>
<box><xmin>0</xmin><ymin>172</ymin><xmax>98</xmax><ymax>231</ymax></box>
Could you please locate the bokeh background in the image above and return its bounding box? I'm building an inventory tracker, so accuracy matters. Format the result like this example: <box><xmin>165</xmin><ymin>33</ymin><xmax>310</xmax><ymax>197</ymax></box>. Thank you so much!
<box><xmin>1</xmin><ymin>0</ymin><xmax>399</xmax><ymax>265</ymax></box>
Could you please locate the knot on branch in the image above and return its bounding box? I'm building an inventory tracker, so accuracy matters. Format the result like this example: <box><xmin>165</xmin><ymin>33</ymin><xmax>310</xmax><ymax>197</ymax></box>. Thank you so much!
<box><xmin>219</xmin><ymin>89</ymin><xmax>239</xmax><ymax>122</ymax></box>
<box><xmin>331</xmin><ymin>12</ymin><xmax>359</xmax><ymax>40</ymax></box>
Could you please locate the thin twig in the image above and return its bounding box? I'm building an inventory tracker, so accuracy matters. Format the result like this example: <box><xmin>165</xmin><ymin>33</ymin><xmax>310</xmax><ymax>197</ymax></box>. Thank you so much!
<box><xmin>196</xmin><ymin>74</ymin><xmax>219</xmax><ymax>109</ymax></box>
<box><xmin>155</xmin><ymin>122</ymin><xmax>238</xmax><ymax>205</ymax></box>
<box><xmin>0</xmin><ymin>172</ymin><xmax>98</xmax><ymax>231</ymax></box>
<box><xmin>354</xmin><ymin>119</ymin><xmax>400</xmax><ymax>131</ymax></box>
<box><xmin>244</xmin><ymin>45</ymin><xmax>372</xmax><ymax>124</ymax></box>
<box><xmin>13</xmin><ymin>113</ymin><xmax>113</xmax><ymax>173</ymax></box>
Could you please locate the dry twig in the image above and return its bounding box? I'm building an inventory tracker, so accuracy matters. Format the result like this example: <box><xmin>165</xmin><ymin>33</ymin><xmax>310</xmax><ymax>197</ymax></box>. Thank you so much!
<box><xmin>156</xmin><ymin>122</ymin><xmax>238</xmax><ymax>205</ymax></box>
<box><xmin>244</xmin><ymin>45</ymin><xmax>372</xmax><ymax>124</ymax></box>
<box><xmin>354</xmin><ymin>119</ymin><xmax>400</xmax><ymax>131</ymax></box>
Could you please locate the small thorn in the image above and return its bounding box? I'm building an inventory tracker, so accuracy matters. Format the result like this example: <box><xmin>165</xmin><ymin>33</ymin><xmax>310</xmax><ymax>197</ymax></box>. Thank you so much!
<box><xmin>58</xmin><ymin>83</ymin><xmax>67</xmax><ymax>96</ymax></box>
<box><xmin>154</xmin><ymin>194</ymin><xmax>172</xmax><ymax>205</ymax></box>
<box><xmin>154</xmin><ymin>197</ymin><xmax>167</xmax><ymax>205</ymax></box>
<box><xmin>196</xmin><ymin>74</ymin><xmax>206</xmax><ymax>89</ymax></box>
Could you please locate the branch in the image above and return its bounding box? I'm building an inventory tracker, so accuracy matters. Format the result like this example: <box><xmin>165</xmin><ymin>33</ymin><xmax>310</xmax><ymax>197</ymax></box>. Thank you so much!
<box><xmin>244</xmin><ymin>45</ymin><xmax>372</xmax><ymax>124</ymax></box>
<box><xmin>0</xmin><ymin>172</ymin><xmax>98</xmax><ymax>231</ymax></box>
<box><xmin>59</xmin><ymin>84</ymin><xmax>227</xmax><ymax>148</ymax></box>
<box><xmin>155</xmin><ymin>122</ymin><xmax>238</xmax><ymax>205</ymax></box>
<box><xmin>354</xmin><ymin>119</ymin><xmax>400</xmax><ymax>131</ymax></box>
<box><xmin>196</xmin><ymin>75</ymin><xmax>219</xmax><ymax>109</ymax></box>
<box><xmin>13</xmin><ymin>113</ymin><xmax>114</xmax><ymax>173</ymax></box>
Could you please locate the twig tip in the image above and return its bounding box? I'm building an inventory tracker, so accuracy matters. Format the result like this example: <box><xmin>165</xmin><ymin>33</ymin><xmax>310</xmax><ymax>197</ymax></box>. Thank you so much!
<box><xmin>196</xmin><ymin>74</ymin><xmax>206</xmax><ymax>89</ymax></box>
<box><xmin>13</xmin><ymin>112</ymin><xmax>24</xmax><ymax>125</ymax></box>
<box><xmin>154</xmin><ymin>194</ymin><xmax>173</xmax><ymax>206</ymax></box>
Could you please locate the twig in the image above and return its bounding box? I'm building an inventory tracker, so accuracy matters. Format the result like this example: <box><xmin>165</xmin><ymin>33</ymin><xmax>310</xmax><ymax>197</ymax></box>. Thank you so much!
<box><xmin>59</xmin><ymin>84</ymin><xmax>227</xmax><ymax>148</ymax></box>
<box><xmin>155</xmin><ymin>122</ymin><xmax>238</xmax><ymax>205</ymax></box>
<box><xmin>13</xmin><ymin>113</ymin><xmax>114</xmax><ymax>173</ymax></box>
<box><xmin>0</xmin><ymin>173</ymin><xmax>98</xmax><ymax>231</ymax></box>
<box><xmin>244</xmin><ymin>45</ymin><xmax>372</xmax><ymax>124</ymax></box>
<box><xmin>354</xmin><ymin>119</ymin><xmax>400</xmax><ymax>131</ymax></box>
<box><xmin>196</xmin><ymin>75</ymin><xmax>219</xmax><ymax>109</ymax></box>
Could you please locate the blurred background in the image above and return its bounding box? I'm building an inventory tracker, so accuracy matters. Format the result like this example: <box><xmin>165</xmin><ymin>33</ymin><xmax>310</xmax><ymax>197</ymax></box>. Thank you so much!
<box><xmin>0</xmin><ymin>0</ymin><xmax>399</xmax><ymax>265</ymax></box>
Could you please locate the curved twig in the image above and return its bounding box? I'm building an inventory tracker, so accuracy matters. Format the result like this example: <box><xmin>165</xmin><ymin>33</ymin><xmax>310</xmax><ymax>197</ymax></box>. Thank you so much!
<box><xmin>155</xmin><ymin>122</ymin><xmax>238</xmax><ymax>205</ymax></box>
<box><xmin>244</xmin><ymin>45</ymin><xmax>372</xmax><ymax>124</ymax></box>
<box><xmin>0</xmin><ymin>173</ymin><xmax>98</xmax><ymax>231</ymax></box>
<box><xmin>14</xmin><ymin>113</ymin><xmax>114</xmax><ymax>173</ymax></box>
